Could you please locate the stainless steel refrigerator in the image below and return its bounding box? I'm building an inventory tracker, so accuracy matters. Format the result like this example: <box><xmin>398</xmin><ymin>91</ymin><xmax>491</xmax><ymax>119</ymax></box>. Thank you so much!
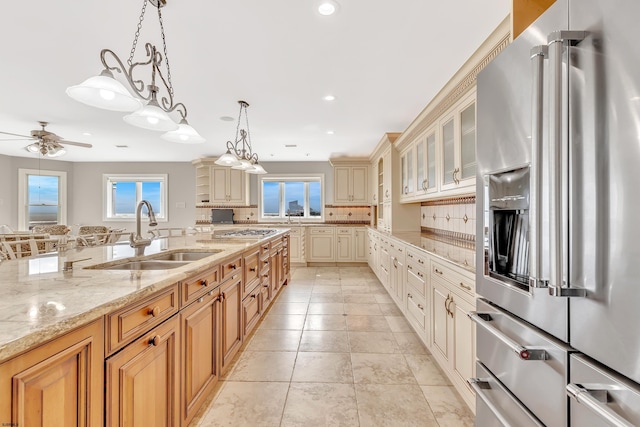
<box><xmin>473</xmin><ymin>0</ymin><xmax>640</xmax><ymax>425</ymax></box>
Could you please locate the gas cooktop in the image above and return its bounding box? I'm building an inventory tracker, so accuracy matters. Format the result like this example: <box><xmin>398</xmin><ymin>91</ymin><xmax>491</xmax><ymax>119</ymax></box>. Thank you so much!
<box><xmin>215</xmin><ymin>229</ymin><xmax>277</xmax><ymax>238</ymax></box>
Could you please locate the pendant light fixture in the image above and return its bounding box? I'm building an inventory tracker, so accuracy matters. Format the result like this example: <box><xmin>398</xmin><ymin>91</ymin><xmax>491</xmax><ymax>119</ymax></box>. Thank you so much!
<box><xmin>66</xmin><ymin>0</ymin><xmax>204</xmax><ymax>142</ymax></box>
<box><xmin>215</xmin><ymin>101</ymin><xmax>267</xmax><ymax>174</ymax></box>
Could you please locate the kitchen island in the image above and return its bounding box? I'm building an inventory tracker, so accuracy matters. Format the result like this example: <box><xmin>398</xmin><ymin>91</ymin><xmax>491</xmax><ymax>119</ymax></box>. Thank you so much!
<box><xmin>0</xmin><ymin>228</ymin><xmax>290</xmax><ymax>426</ymax></box>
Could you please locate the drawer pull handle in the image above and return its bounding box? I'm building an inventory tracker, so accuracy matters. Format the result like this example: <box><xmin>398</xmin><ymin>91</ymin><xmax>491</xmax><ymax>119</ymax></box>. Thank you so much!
<box><xmin>444</xmin><ymin>295</ymin><xmax>451</xmax><ymax>315</ymax></box>
<box><xmin>469</xmin><ymin>312</ymin><xmax>548</xmax><ymax>361</ymax></box>
<box><xmin>434</xmin><ymin>268</ymin><xmax>443</xmax><ymax>275</ymax></box>
<box><xmin>408</xmin><ymin>293</ymin><xmax>413</xmax><ymax>299</ymax></box>
<box><xmin>250</xmin><ymin>267</ymin><xmax>257</xmax><ymax>272</ymax></box>
<box><xmin>417</xmin><ymin>272</ymin><xmax>423</xmax><ymax>278</ymax></box>
<box><xmin>264</xmin><ymin>284</ymin><xmax>269</xmax><ymax>288</ymax></box>
<box><xmin>148</xmin><ymin>306</ymin><xmax>160</xmax><ymax>317</ymax></box>
<box><xmin>408</xmin><ymin>265</ymin><xmax>413</xmax><ymax>270</ymax></box>
<box><xmin>220</xmin><ymin>292</ymin><xmax>226</xmax><ymax>303</ymax></box>
<box><xmin>459</xmin><ymin>282</ymin><xmax>472</xmax><ymax>291</ymax></box>
<box><xmin>408</xmin><ymin>253</ymin><xmax>413</xmax><ymax>258</ymax></box>
<box><xmin>201</xmin><ymin>279</ymin><xmax>208</xmax><ymax>287</ymax></box>
<box><xmin>251</xmin><ymin>294</ymin><xmax>256</xmax><ymax>299</ymax></box>
<box><xmin>149</xmin><ymin>335</ymin><xmax>161</xmax><ymax>346</ymax></box>
<box><xmin>566</xmin><ymin>384</ymin><xmax>635</xmax><ymax>427</ymax></box>
<box><xmin>418</xmin><ymin>259</ymin><xmax>424</xmax><ymax>264</ymax></box>
<box><xmin>418</xmin><ymin>304</ymin><xmax>424</xmax><ymax>310</ymax></box>
<box><xmin>264</xmin><ymin>260</ymin><xmax>269</xmax><ymax>264</ymax></box>
<box><xmin>230</xmin><ymin>264</ymin><xmax>237</xmax><ymax>270</ymax></box>
<box><xmin>208</xmin><ymin>290</ymin><xmax>216</xmax><ymax>296</ymax></box>
<box><xmin>197</xmin><ymin>297</ymin><xmax>204</xmax><ymax>303</ymax></box>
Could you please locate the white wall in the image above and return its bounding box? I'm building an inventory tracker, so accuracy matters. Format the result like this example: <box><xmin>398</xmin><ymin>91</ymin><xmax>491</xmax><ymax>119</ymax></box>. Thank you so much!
<box><xmin>248</xmin><ymin>161</ymin><xmax>334</xmax><ymax>205</ymax></box>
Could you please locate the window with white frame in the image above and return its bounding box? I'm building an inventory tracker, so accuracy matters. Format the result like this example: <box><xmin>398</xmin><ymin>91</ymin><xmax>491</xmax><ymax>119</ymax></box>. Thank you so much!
<box><xmin>18</xmin><ymin>168</ymin><xmax>67</xmax><ymax>230</ymax></box>
<box><xmin>260</xmin><ymin>175</ymin><xmax>323</xmax><ymax>220</ymax></box>
<box><xmin>104</xmin><ymin>174</ymin><xmax>168</xmax><ymax>221</ymax></box>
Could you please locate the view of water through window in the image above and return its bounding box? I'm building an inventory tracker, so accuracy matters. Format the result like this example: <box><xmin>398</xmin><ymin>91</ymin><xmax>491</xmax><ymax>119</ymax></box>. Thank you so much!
<box><xmin>262</xmin><ymin>179</ymin><xmax>322</xmax><ymax>218</ymax></box>
<box><xmin>27</xmin><ymin>174</ymin><xmax>59</xmax><ymax>227</ymax></box>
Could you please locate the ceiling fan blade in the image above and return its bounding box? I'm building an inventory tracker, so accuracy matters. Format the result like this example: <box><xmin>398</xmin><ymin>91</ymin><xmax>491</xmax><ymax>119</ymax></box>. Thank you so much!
<box><xmin>0</xmin><ymin>130</ymin><xmax>32</xmax><ymax>139</ymax></box>
<box><xmin>59</xmin><ymin>140</ymin><xmax>93</xmax><ymax>148</ymax></box>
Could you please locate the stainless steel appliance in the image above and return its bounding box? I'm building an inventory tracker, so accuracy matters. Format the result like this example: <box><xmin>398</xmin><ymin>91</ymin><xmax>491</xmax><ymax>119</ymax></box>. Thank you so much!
<box><xmin>474</xmin><ymin>0</ymin><xmax>640</xmax><ymax>425</ymax></box>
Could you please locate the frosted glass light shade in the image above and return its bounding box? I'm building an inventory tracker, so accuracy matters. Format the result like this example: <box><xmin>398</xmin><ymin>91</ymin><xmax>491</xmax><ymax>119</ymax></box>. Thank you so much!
<box><xmin>47</xmin><ymin>146</ymin><xmax>66</xmax><ymax>157</ymax></box>
<box><xmin>231</xmin><ymin>158</ymin><xmax>254</xmax><ymax>170</ymax></box>
<box><xmin>246</xmin><ymin>163</ymin><xmax>267</xmax><ymax>174</ymax></box>
<box><xmin>66</xmin><ymin>71</ymin><xmax>142</xmax><ymax>112</ymax></box>
<box><xmin>26</xmin><ymin>143</ymin><xmax>41</xmax><ymax>153</ymax></box>
<box><xmin>123</xmin><ymin>103</ymin><xmax>178</xmax><ymax>131</ymax></box>
<box><xmin>215</xmin><ymin>150</ymin><xmax>240</xmax><ymax>166</ymax></box>
<box><xmin>161</xmin><ymin>120</ymin><xmax>205</xmax><ymax>143</ymax></box>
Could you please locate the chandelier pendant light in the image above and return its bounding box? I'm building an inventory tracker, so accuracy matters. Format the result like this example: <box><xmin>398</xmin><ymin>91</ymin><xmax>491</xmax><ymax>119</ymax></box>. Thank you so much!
<box><xmin>215</xmin><ymin>101</ymin><xmax>267</xmax><ymax>174</ymax></box>
<box><xmin>66</xmin><ymin>0</ymin><xmax>204</xmax><ymax>142</ymax></box>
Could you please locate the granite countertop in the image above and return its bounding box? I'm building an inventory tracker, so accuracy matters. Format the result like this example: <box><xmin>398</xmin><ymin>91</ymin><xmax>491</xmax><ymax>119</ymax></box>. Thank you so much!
<box><xmin>371</xmin><ymin>228</ymin><xmax>476</xmax><ymax>274</ymax></box>
<box><xmin>0</xmin><ymin>228</ymin><xmax>289</xmax><ymax>363</ymax></box>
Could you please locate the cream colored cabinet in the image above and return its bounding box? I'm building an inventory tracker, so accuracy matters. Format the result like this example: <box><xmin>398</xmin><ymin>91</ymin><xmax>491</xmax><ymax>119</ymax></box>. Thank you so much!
<box><xmin>0</xmin><ymin>319</ymin><xmax>104</xmax><ymax>427</ymax></box>
<box><xmin>353</xmin><ymin>228</ymin><xmax>368</xmax><ymax>262</ymax></box>
<box><xmin>415</xmin><ymin>128</ymin><xmax>438</xmax><ymax>197</ymax></box>
<box><xmin>336</xmin><ymin>227</ymin><xmax>353</xmax><ymax>261</ymax></box>
<box><xmin>389</xmin><ymin>241</ymin><xmax>406</xmax><ymax>309</ymax></box>
<box><xmin>440</xmin><ymin>91</ymin><xmax>476</xmax><ymax>193</ymax></box>
<box><xmin>371</xmin><ymin>161</ymin><xmax>378</xmax><ymax>205</ymax></box>
<box><xmin>367</xmin><ymin>229</ymin><xmax>379</xmax><ymax>276</ymax></box>
<box><xmin>333</xmin><ymin>164</ymin><xmax>369</xmax><ymax>205</ymax></box>
<box><xmin>212</xmin><ymin>166</ymin><xmax>247</xmax><ymax>204</ymax></box>
<box><xmin>307</xmin><ymin>227</ymin><xmax>335</xmax><ymax>262</ymax></box>
<box><xmin>288</xmin><ymin>226</ymin><xmax>305</xmax><ymax>263</ymax></box>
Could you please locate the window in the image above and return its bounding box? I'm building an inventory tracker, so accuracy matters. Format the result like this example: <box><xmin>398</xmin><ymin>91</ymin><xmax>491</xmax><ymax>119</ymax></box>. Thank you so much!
<box><xmin>104</xmin><ymin>174</ymin><xmax>168</xmax><ymax>221</ymax></box>
<box><xmin>18</xmin><ymin>169</ymin><xmax>67</xmax><ymax>230</ymax></box>
<box><xmin>260</xmin><ymin>175</ymin><xmax>323</xmax><ymax>220</ymax></box>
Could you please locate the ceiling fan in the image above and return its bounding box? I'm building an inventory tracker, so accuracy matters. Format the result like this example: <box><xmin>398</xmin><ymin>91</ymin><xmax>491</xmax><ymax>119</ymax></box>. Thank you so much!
<box><xmin>0</xmin><ymin>121</ymin><xmax>92</xmax><ymax>157</ymax></box>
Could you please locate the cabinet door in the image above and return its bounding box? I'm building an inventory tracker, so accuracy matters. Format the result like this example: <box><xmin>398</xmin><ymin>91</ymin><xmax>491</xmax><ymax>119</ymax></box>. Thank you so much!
<box><xmin>106</xmin><ymin>316</ymin><xmax>180</xmax><ymax>427</ymax></box>
<box><xmin>354</xmin><ymin>229</ymin><xmax>368</xmax><ymax>262</ymax></box>
<box><xmin>334</xmin><ymin>166</ymin><xmax>351</xmax><ymax>204</ymax></box>
<box><xmin>181</xmin><ymin>291</ymin><xmax>220</xmax><ymax>426</ymax></box>
<box><xmin>371</xmin><ymin>162</ymin><xmax>379</xmax><ymax>204</ymax></box>
<box><xmin>383</xmin><ymin>150</ymin><xmax>392</xmax><ymax>202</ymax></box>
<box><xmin>426</xmin><ymin>131</ymin><xmax>437</xmax><ymax>192</ymax></box>
<box><xmin>336</xmin><ymin>233</ymin><xmax>353</xmax><ymax>261</ymax></box>
<box><xmin>416</xmin><ymin>139</ymin><xmax>426</xmax><ymax>195</ymax></box>
<box><xmin>221</xmin><ymin>275</ymin><xmax>243</xmax><ymax>373</ymax></box>
<box><xmin>390</xmin><ymin>254</ymin><xmax>405</xmax><ymax>307</ymax></box>
<box><xmin>289</xmin><ymin>234</ymin><xmax>301</xmax><ymax>262</ymax></box>
<box><xmin>211</xmin><ymin>167</ymin><xmax>229</xmax><ymax>203</ymax></box>
<box><xmin>227</xmin><ymin>168</ymin><xmax>246</xmax><ymax>203</ymax></box>
<box><xmin>459</xmin><ymin>100</ymin><xmax>476</xmax><ymax>181</ymax></box>
<box><xmin>451</xmin><ymin>293</ymin><xmax>475</xmax><ymax>389</ymax></box>
<box><xmin>308</xmin><ymin>234</ymin><xmax>335</xmax><ymax>261</ymax></box>
<box><xmin>351</xmin><ymin>166</ymin><xmax>368</xmax><ymax>204</ymax></box>
<box><xmin>431</xmin><ymin>279</ymin><xmax>450</xmax><ymax>363</ymax></box>
<box><xmin>441</xmin><ymin>115</ymin><xmax>456</xmax><ymax>189</ymax></box>
<box><xmin>0</xmin><ymin>319</ymin><xmax>104</xmax><ymax>427</ymax></box>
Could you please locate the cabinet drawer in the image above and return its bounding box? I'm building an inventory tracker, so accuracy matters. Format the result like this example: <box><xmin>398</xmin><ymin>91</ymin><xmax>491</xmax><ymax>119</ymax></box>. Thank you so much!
<box><xmin>431</xmin><ymin>260</ymin><xmax>475</xmax><ymax>296</ymax></box>
<box><xmin>106</xmin><ymin>283</ymin><xmax>179</xmax><ymax>355</ymax></box>
<box><xmin>289</xmin><ymin>228</ymin><xmax>301</xmax><ymax>235</ymax></box>
<box><xmin>271</xmin><ymin>241</ymin><xmax>283</xmax><ymax>255</ymax></box>
<box><xmin>243</xmin><ymin>293</ymin><xmax>261</xmax><ymax>337</ymax></box>
<box><xmin>406</xmin><ymin>285</ymin><xmax>427</xmax><ymax>332</ymax></box>
<box><xmin>243</xmin><ymin>249</ymin><xmax>260</xmax><ymax>296</ymax></box>
<box><xmin>221</xmin><ymin>256</ymin><xmax>242</xmax><ymax>282</ymax></box>
<box><xmin>180</xmin><ymin>265</ymin><xmax>220</xmax><ymax>307</ymax></box>
<box><xmin>407</xmin><ymin>263</ymin><xmax>427</xmax><ymax>299</ymax></box>
<box><xmin>337</xmin><ymin>228</ymin><xmax>353</xmax><ymax>235</ymax></box>
<box><xmin>406</xmin><ymin>248</ymin><xmax>428</xmax><ymax>269</ymax></box>
<box><xmin>309</xmin><ymin>227</ymin><xmax>335</xmax><ymax>235</ymax></box>
<box><xmin>259</xmin><ymin>241</ymin><xmax>271</xmax><ymax>259</ymax></box>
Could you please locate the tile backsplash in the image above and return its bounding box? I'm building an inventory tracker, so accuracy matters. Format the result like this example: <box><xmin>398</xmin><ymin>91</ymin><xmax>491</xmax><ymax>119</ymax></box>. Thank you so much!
<box><xmin>421</xmin><ymin>196</ymin><xmax>476</xmax><ymax>241</ymax></box>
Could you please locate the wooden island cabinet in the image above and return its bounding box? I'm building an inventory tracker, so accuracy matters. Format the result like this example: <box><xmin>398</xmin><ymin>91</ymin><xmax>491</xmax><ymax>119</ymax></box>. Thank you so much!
<box><xmin>0</xmin><ymin>231</ymin><xmax>290</xmax><ymax>427</ymax></box>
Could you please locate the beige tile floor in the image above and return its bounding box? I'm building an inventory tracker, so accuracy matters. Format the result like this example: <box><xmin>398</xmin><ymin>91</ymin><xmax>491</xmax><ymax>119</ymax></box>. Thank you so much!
<box><xmin>193</xmin><ymin>266</ymin><xmax>474</xmax><ymax>427</ymax></box>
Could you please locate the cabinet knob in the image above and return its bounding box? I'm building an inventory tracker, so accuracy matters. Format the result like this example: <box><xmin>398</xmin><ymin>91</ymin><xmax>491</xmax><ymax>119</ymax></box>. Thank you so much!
<box><xmin>201</xmin><ymin>279</ymin><xmax>208</xmax><ymax>287</ymax></box>
<box><xmin>149</xmin><ymin>335</ymin><xmax>161</xmax><ymax>346</ymax></box>
<box><xmin>197</xmin><ymin>297</ymin><xmax>204</xmax><ymax>303</ymax></box>
<box><xmin>148</xmin><ymin>306</ymin><xmax>160</xmax><ymax>317</ymax></box>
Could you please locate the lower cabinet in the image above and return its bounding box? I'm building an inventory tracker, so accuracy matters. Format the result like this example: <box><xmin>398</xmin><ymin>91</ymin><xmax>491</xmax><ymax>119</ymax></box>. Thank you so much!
<box><xmin>307</xmin><ymin>228</ymin><xmax>335</xmax><ymax>262</ymax></box>
<box><xmin>220</xmin><ymin>273</ymin><xmax>243</xmax><ymax>373</ymax></box>
<box><xmin>354</xmin><ymin>228</ymin><xmax>368</xmax><ymax>262</ymax></box>
<box><xmin>106</xmin><ymin>315</ymin><xmax>180</xmax><ymax>427</ymax></box>
<box><xmin>242</xmin><ymin>289</ymin><xmax>261</xmax><ymax>337</ymax></box>
<box><xmin>180</xmin><ymin>289</ymin><xmax>221</xmax><ymax>426</ymax></box>
<box><xmin>0</xmin><ymin>319</ymin><xmax>104</xmax><ymax>427</ymax></box>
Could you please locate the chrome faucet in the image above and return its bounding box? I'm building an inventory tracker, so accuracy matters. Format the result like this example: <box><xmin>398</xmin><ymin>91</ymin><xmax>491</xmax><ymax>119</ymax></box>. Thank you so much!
<box><xmin>129</xmin><ymin>200</ymin><xmax>158</xmax><ymax>256</ymax></box>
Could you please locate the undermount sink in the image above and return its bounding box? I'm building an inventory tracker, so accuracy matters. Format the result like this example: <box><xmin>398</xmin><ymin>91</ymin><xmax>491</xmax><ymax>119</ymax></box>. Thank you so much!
<box><xmin>98</xmin><ymin>260</ymin><xmax>191</xmax><ymax>270</ymax></box>
<box><xmin>85</xmin><ymin>249</ymin><xmax>223</xmax><ymax>270</ymax></box>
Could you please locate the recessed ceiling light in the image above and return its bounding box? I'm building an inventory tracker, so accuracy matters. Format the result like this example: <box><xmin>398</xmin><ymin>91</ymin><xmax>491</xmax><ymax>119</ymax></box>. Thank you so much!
<box><xmin>285</xmin><ymin>144</ymin><xmax>298</xmax><ymax>148</ymax></box>
<box><xmin>115</xmin><ymin>145</ymin><xmax>128</xmax><ymax>148</ymax></box>
<box><xmin>318</xmin><ymin>0</ymin><xmax>339</xmax><ymax>16</ymax></box>
<box><xmin>323</xmin><ymin>95</ymin><xmax>335</xmax><ymax>101</ymax></box>
<box><xmin>327</xmin><ymin>130</ymin><xmax>335</xmax><ymax>135</ymax></box>
<box><xmin>220</xmin><ymin>116</ymin><xmax>234</xmax><ymax>122</ymax></box>
<box><xmin>82</xmin><ymin>132</ymin><xmax>92</xmax><ymax>136</ymax></box>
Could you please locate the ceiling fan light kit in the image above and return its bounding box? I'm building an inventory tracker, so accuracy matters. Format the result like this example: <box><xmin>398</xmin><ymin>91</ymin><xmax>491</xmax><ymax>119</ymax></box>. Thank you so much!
<box><xmin>214</xmin><ymin>100</ymin><xmax>267</xmax><ymax>174</ymax></box>
<box><xmin>66</xmin><ymin>0</ymin><xmax>203</xmax><ymax>142</ymax></box>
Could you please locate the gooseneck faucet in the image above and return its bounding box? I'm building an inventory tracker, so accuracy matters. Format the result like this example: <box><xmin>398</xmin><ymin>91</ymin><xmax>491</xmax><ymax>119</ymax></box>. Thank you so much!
<box><xmin>129</xmin><ymin>200</ymin><xmax>158</xmax><ymax>256</ymax></box>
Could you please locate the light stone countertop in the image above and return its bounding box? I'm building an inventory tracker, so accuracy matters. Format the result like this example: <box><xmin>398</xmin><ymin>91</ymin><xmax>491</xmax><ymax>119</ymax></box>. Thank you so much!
<box><xmin>0</xmin><ymin>228</ymin><xmax>289</xmax><ymax>363</ymax></box>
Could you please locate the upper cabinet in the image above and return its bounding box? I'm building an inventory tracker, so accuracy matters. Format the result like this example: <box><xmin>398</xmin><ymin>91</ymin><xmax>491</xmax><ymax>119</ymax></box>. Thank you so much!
<box><xmin>329</xmin><ymin>159</ymin><xmax>369</xmax><ymax>205</ymax></box>
<box><xmin>440</xmin><ymin>92</ymin><xmax>476</xmax><ymax>192</ymax></box>
<box><xmin>192</xmin><ymin>158</ymin><xmax>249</xmax><ymax>206</ymax></box>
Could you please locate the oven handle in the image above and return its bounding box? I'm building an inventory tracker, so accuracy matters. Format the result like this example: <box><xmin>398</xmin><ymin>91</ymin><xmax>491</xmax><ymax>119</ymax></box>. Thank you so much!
<box><xmin>567</xmin><ymin>384</ymin><xmax>635</xmax><ymax>427</ymax></box>
<box><xmin>469</xmin><ymin>312</ymin><xmax>547</xmax><ymax>361</ymax></box>
<box><xmin>469</xmin><ymin>378</ymin><xmax>545</xmax><ymax>427</ymax></box>
<box><xmin>547</xmin><ymin>30</ymin><xmax>587</xmax><ymax>298</ymax></box>
<box><xmin>529</xmin><ymin>45</ymin><xmax>548</xmax><ymax>289</ymax></box>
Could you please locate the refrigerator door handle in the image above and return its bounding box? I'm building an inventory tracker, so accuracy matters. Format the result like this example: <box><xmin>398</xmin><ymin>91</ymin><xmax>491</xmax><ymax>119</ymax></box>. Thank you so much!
<box><xmin>529</xmin><ymin>45</ymin><xmax>549</xmax><ymax>290</ymax></box>
<box><xmin>469</xmin><ymin>312</ymin><xmax>548</xmax><ymax>360</ymax></box>
<box><xmin>547</xmin><ymin>30</ymin><xmax>588</xmax><ymax>298</ymax></box>
<box><xmin>567</xmin><ymin>383</ymin><xmax>635</xmax><ymax>427</ymax></box>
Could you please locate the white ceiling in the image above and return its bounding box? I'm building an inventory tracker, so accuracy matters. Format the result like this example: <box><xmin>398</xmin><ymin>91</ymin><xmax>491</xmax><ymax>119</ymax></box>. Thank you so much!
<box><xmin>0</xmin><ymin>0</ymin><xmax>510</xmax><ymax>163</ymax></box>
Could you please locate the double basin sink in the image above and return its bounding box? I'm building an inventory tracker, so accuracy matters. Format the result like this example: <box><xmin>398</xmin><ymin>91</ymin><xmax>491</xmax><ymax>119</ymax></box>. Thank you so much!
<box><xmin>85</xmin><ymin>250</ymin><xmax>223</xmax><ymax>271</ymax></box>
